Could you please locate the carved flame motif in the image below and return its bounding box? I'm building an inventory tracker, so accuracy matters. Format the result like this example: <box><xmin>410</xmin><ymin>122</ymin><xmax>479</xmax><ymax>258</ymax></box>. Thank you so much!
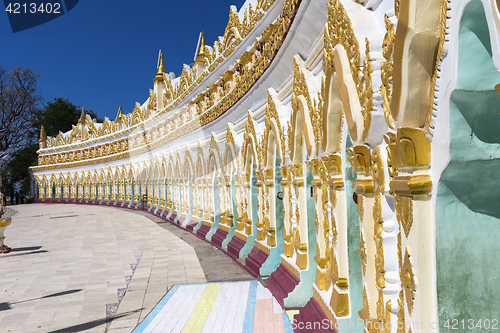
<box><xmin>358</xmin><ymin>38</ymin><xmax>374</xmax><ymax>141</ymax></box>
<box><xmin>402</xmin><ymin>247</ymin><xmax>416</xmax><ymax>316</ymax></box>
<box><xmin>381</xmin><ymin>15</ymin><xmax>396</xmax><ymax>129</ymax></box>
<box><xmin>396</xmin><ymin>195</ymin><xmax>413</xmax><ymax>238</ymax></box>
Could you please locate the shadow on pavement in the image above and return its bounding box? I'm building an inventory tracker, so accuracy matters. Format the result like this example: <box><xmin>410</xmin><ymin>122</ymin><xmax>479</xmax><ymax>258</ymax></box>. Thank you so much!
<box><xmin>0</xmin><ymin>289</ymin><xmax>83</xmax><ymax>312</ymax></box>
<box><xmin>47</xmin><ymin>309</ymin><xmax>143</xmax><ymax>333</ymax></box>
<box><xmin>10</xmin><ymin>246</ymin><xmax>42</xmax><ymax>252</ymax></box>
<box><xmin>1</xmin><ymin>249</ymin><xmax>48</xmax><ymax>257</ymax></box>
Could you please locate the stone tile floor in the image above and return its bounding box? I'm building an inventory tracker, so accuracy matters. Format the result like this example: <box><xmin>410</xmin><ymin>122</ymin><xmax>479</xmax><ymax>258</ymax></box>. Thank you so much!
<box><xmin>0</xmin><ymin>204</ymin><xmax>207</xmax><ymax>333</ymax></box>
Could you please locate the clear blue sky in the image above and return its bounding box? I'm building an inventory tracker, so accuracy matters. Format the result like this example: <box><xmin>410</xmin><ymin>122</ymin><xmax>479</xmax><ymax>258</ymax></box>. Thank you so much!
<box><xmin>1</xmin><ymin>1</ymin><xmax>243</xmax><ymax>121</ymax></box>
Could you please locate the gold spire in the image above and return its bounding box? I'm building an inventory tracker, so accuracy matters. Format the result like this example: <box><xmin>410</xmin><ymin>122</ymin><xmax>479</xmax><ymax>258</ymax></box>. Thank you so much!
<box><xmin>78</xmin><ymin>106</ymin><xmax>86</xmax><ymax>124</ymax></box>
<box><xmin>39</xmin><ymin>125</ymin><xmax>47</xmax><ymax>142</ymax></box>
<box><xmin>115</xmin><ymin>105</ymin><xmax>124</xmax><ymax>122</ymax></box>
<box><xmin>154</xmin><ymin>51</ymin><xmax>166</xmax><ymax>83</ymax></box>
<box><xmin>157</xmin><ymin>51</ymin><xmax>166</xmax><ymax>75</ymax></box>
<box><xmin>195</xmin><ymin>31</ymin><xmax>207</xmax><ymax>63</ymax></box>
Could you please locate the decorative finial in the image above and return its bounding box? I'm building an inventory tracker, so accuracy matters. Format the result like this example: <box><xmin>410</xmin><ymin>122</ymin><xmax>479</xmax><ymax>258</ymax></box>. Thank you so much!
<box><xmin>39</xmin><ymin>125</ymin><xmax>47</xmax><ymax>142</ymax></box>
<box><xmin>195</xmin><ymin>32</ymin><xmax>207</xmax><ymax>63</ymax></box>
<box><xmin>157</xmin><ymin>50</ymin><xmax>166</xmax><ymax>74</ymax></box>
<box><xmin>115</xmin><ymin>106</ymin><xmax>124</xmax><ymax>122</ymax></box>
<box><xmin>79</xmin><ymin>106</ymin><xmax>86</xmax><ymax>124</ymax></box>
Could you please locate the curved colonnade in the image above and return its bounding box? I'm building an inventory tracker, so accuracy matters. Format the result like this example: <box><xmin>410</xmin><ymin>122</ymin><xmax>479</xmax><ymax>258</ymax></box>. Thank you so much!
<box><xmin>31</xmin><ymin>0</ymin><xmax>500</xmax><ymax>331</ymax></box>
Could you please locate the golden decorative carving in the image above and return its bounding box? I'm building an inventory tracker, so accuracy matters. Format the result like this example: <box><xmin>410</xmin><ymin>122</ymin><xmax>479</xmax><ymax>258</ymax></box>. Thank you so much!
<box><xmin>402</xmin><ymin>247</ymin><xmax>416</xmax><ymax>316</ymax></box>
<box><xmin>375</xmin><ymin>238</ymin><xmax>385</xmax><ymax>288</ymax></box>
<box><xmin>359</xmin><ymin>285</ymin><xmax>370</xmax><ymax>321</ymax></box>
<box><xmin>358</xmin><ymin>38</ymin><xmax>374</xmax><ymax>141</ymax></box>
<box><xmin>395</xmin><ymin>195</ymin><xmax>413</xmax><ymax>238</ymax></box>
<box><xmin>242</xmin><ymin>111</ymin><xmax>260</xmax><ymax>171</ymax></box>
<box><xmin>347</xmin><ymin>145</ymin><xmax>372</xmax><ymax>175</ymax></box>
<box><xmin>289</xmin><ymin>57</ymin><xmax>319</xmax><ymax>160</ymax></box>
<box><xmin>384</xmin><ymin>128</ymin><xmax>432</xmax><ymax>196</ymax></box>
<box><xmin>226</xmin><ymin>124</ymin><xmax>235</xmax><ymax>144</ymax></box>
<box><xmin>425</xmin><ymin>0</ymin><xmax>450</xmax><ymax>133</ymax></box>
<box><xmin>35</xmin><ymin>0</ymin><xmax>300</xmax><ymax>162</ymax></box>
<box><xmin>373</xmin><ymin>192</ymin><xmax>383</xmax><ymax>240</ymax></box>
<box><xmin>363</xmin><ymin>285</ymin><xmax>370</xmax><ymax>314</ymax></box>
<box><xmin>359</xmin><ymin>230</ymin><xmax>367</xmax><ymax>275</ymax></box>
<box><xmin>371</xmin><ymin>146</ymin><xmax>385</xmax><ymax>193</ymax></box>
<box><xmin>384</xmin><ymin>128</ymin><xmax>431</xmax><ymax>169</ymax></box>
<box><xmin>326</xmin><ymin>0</ymin><xmax>360</xmax><ymax>87</ymax></box>
<box><xmin>381</xmin><ymin>15</ymin><xmax>396</xmax><ymax>129</ymax></box>
<box><xmin>357</xmin><ymin>194</ymin><xmax>364</xmax><ymax>222</ymax></box>
<box><xmin>263</xmin><ymin>91</ymin><xmax>285</xmax><ymax>166</ymax></box>
<box><xmin>377</xmin><ymin>289</ymin><xmax>385</xmax><ymax>324</ymax></box>
<box><xmin>333</xmin><ymin>285</ymin><xmax>350</xmax><ymax>317</ymax></box>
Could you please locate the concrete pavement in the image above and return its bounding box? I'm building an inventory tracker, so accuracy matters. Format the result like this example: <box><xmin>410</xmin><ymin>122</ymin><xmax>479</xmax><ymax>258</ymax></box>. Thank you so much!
<box><xmin>0</xmin><ymin>203</ymin><xmax>253</xmax><ymax>333</ymax></box>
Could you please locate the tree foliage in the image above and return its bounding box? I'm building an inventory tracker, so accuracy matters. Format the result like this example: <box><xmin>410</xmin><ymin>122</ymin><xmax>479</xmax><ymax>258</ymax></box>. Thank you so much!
<box><xmin>40</xmin><ymin>98</ymin><xmax>102</xmax><ymax>137</ymax></box>
<box><xmin>0</xmin><ymin>66</ymin><xmax>44</xmax><ymax>166</ymax></box>
<box><xmin>0</xmin><ymin>67</ymin><xmax>103</xmax><ymax>196</ymax></box>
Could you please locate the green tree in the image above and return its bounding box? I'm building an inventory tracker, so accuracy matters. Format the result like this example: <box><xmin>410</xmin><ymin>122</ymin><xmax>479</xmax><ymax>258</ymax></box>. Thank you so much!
<box><xmin>40</xmin><ymin>98</ymin><xmax>102</xmax><ymax>137</ymax></box>
<box><xmin>2</xmin><ymin>98</ymin><xmax>103</xmax><ymax>197</ymax></box>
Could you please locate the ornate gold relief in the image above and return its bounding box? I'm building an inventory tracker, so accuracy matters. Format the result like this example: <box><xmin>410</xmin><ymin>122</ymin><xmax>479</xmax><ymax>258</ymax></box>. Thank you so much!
<box><xmin>360</xmin><ymin>230</ymin><xmax>367</xmax><ymax>275</ymax></box>
<box><xmin>321</xmin><ymin>154</ymin><xmax>342</xmax><ymax>179</ymax></box>
<box><xmin>402</xmin><ymin>247</ymin><xmax>416</xmax><ymax>316</ymax></box>
<box><xmin>371</xmin><ymin>146</ymin><xmax>385</xmax><ymax>193</ymax></box>
<box><xmin>329</xmin><ymin>278</ymin><xmax>349</xmax><ymax>317</ymax></box>
<box><xmin>395</xmin><ymin>0</ymin><xmax>400</xmax><ymax>18</ymax></box>
<box><xmin>391</xmin><ymin>175</ymin><xmax>432</xmax><ymax>197</ymax></box>
<box><xmin>358</xmin><ymin>38</ymin><xmax>374</xmax><ymax>141</ymax></box>
<box><xmin>385</xmin><ymin>300</ymin><xmax>393</xmax><ymax>333</ymax></box>
<box><xmin>395</xmin><ymin>195</ymin><xmax>413</xmax><ymax>238</ymax></box>
<box><xmin>358</xmin><ymin>285</ymin><xmax>371</xmax><ymax>322</ymax></box>
<box><xmin>376</xmin><ymin>289</ymin><xmax>385</xmax><ymax>324</ymax></box>
<box><xmin>242</xmin><ymin>111</ymin><xmax>260</xmax><ymax>170</ymax></box>
<box><xmin>264</xmin><ymin>91</ymin><xmax>286</xmax><ymax>165</ymax></box>
<box><xmin>226</xmin><ymin>124</ymin><xmax>235</xmax><ymax>144</ymax></box>
<box><xmin>375</xmin><ymin>238</ymin><xmax>385</xmax><ymax>289</ymax></box>
<box><xmin>384</xmin><ymin>128</ymin><xmax>432</xmax><ymax>196</ymax></box>
<box><xmin>290</xmin><ymin>56</ymin><xmax>319</xmax><ymax>159</ymax></box>
<box><xmin>381</xmin><ymin>15</ymin><xmax>396</xmax><ymax>129</ymax></box>
<box><xmin>363</xmin><ymin>285</ymin><xmax>370</xmax><ymax>314</ymax></box>
<box><xmin>347</xmin><ymin>145</ymin><xmax>372</xmax><ymax>175</ymax></box>
<box><xmin>425</xmin><ymin>0</ymin><xmax>450</xmax><ymax>133</ymax></box>
<box><xmin>373</xmin><ymin>192</ymin><xmax>382</xmax><ymax>238</ymax></box>
<box><xmin>326</xmin><ymin>0</ymin><xmax>360</xmax><ymax>87</ymax></box>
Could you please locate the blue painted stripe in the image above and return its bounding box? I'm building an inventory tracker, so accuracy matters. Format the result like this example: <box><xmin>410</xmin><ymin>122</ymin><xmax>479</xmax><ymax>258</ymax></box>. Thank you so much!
<box><xmin>242</xmin><ymin>280</ymin><xmax>258</xmax><ymax>333</ymax></box>
<box><xmin>132</xmin><ymin>284</ymin><xmax>180</xmax><ymax>333</ymax></box>
<box><xmin>283</xmin><ymin>310</ymin><xmax>294</xmax><ymax>333</ymax></box>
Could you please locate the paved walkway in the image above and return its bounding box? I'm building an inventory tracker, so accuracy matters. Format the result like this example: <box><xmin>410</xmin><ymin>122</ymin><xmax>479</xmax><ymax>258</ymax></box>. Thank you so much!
<box><xmin>0</xmin><ymin>204</ymin><xmax>290</xmax><ymax>333</ymax></box>
<box><xmin>0</xmin><ymin>204</ymin><xmax>209</xmax><ymax>333</ymax></box>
